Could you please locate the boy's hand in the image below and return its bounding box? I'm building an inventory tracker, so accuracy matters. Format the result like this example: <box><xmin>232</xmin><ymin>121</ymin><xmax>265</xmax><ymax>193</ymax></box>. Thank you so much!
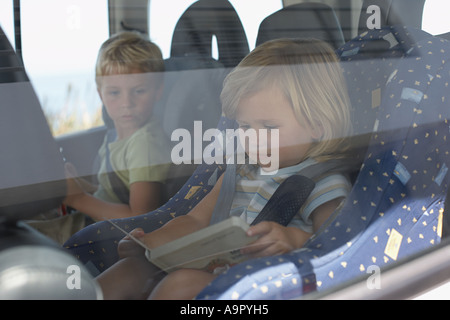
<box><xmin>241</xmin><ymin>222</ymin><xmax>311</xmax><ymax>258</ymax></box>
<box><xmin>118</xmin><ymin>228</ymin><xmax>147</xmax><ymax>259</ymax></box>
<box><xmin>64</xmin><ymin>162</ymin><xmax>97</xmax><ymax>194</ymax></box>
<box><xmin>63</xmin><ymin>162</ymin><xmax>85</xmax><ymax>206</ymax></box>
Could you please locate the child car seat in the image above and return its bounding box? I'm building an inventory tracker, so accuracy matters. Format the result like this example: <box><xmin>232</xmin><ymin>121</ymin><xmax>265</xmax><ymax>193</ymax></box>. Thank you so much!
<box><xmin>338</xmin><ymin>26</ymin><xmax>430</xmax><ymax>162</ymax></box>
<box><xmin>196</xmin><ymin>27</ymin><xmax>450</xmax><ymax>299</ymax></box>
<box><xmin>64</xmin><ymin>26</ymin><xmax>450</xmax><ymax>299</ymax></box>
<box><xmin>357</xmin><ymin>0</ymin><xmax>425</xmax><ymax>35</ymax></box>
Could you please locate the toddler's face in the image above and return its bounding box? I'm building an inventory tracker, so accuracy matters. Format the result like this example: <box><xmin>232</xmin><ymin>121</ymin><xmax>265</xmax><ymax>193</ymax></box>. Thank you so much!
<box><xmin>235</xmin><ymin>86</ymin><xmax>321</xmax><ymax>172</ymax></box>
<box><xmin>98</xmin><ymin>71</ymin><xmax>162</xmax><ymax>139</ymax></box>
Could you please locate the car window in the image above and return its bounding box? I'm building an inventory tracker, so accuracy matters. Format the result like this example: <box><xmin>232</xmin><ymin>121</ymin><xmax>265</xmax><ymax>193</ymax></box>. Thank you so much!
<box><xmin>422</xmin><ymin>0</ymin><xmax>450</xmax><ymax>35</ymax></box>
<box><xmin>149</xmin><ymin>0</ymin><xmax>282</xmax><ymax>58</ymax></box>
<box><xmin>230</xmin><ymin>0</ymin><xmax>282</xmax><ymax>50</ymax></box>
<box><xmin>149</xmin><ymin>0</ymin><xmax>197</xmax><ymax>59</ymax></box>
<box><xmin>20</xmin><ymin>0</ymin><xmax>109</xmax><ymax>136</ymax></box>
<box><xmin>2</xmin><ymin>0</ymin><xmax>450</xmax><ymax>301</ymax></box>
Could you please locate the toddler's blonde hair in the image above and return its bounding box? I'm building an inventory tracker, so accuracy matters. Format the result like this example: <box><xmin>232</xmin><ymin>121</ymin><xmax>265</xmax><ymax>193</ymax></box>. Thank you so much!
<box><xmin>221</xmin><ymin>38</ymin><xmax>352</xmax><ymax>161</ymax></box>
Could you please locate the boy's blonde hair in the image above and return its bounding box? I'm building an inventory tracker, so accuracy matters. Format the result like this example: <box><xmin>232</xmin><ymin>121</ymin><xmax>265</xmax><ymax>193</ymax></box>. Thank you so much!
<box><xmin>95</xmin><ymin>31</ymin><xmax>164</xmax><ymax>86</ymax></box>
<box><xmin>221</xmin><ymin>38</ymin><xmax>352</xmax><ymax>161</ymax></box>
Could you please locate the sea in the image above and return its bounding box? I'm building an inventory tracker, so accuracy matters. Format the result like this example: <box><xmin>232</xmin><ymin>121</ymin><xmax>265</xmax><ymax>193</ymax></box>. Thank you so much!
<box><xmin>28</xmin><ymin>71</ymin><xmax>103</xmax><ymax>136</ymax></box>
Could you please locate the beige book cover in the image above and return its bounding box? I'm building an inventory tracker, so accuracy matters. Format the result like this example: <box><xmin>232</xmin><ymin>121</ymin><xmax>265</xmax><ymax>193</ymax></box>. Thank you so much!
<box><xmin>145</xmin><ymin>216</ymin><xmax>258</xmax><ymax>273</ymax></box>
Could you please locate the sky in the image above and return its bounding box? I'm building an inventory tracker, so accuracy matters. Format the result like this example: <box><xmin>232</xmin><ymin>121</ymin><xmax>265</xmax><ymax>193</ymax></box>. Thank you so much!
<box><xmin>0</xmin><ymin>0</ymin><xmax>282</xmax><ymax>133</ymax></box>
<box><xmin>0</xmin><ymin>0</ymin><xmax>281</xmax><ymax>77</ymax></box>
<box><xmin>0</xmin><ymin>0</ymin><xmax>108</xmax><ymax>75</ymax></box>
<box><xmin>421</xmin><ymin>0</ymin><xmax>450</xmax><ymax>35</ymax></box>
<box><xmin>2</xmin><ymin>0</ymin><xmax>450</xmax><ymax>78</ymax></box>
<box><xmin>149</xmin><ymin>0</ymin><xmax>282</xmax><ymax>58</ymax></box>
<box><xmin>2</xmin><ymin>0</ymin><xmax>450</xmax><ymax>135</ymax></box>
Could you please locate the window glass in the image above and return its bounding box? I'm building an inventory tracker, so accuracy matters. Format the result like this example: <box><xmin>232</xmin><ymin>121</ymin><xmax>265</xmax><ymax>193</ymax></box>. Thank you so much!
<box><xmin>149</xmin><ymin>0</ymin><xmax>197</xmax><ymax>59</ymax></box>
<box><xmin>422</xmin><ymin>0</ymin><xmax>450</xmax><ymax>35</ymax></box>
<box><xmin>0</xmin><ymin>1</ymin><xmax>15</xmax><ymax>48</ymax></box>
<box><xmin>229</xmin><ymin>0</ymin><xmax>282</xmax><ymax>50</ymax></box>
<box><xmin>20</xmin><ymin>0</ymin><xmax>109</xmax><ymax>136</ymax></box>
<box><xmin>149</xmin><ymin>0</ymin><xmax>282</xmax><ymax>59</ymax></box>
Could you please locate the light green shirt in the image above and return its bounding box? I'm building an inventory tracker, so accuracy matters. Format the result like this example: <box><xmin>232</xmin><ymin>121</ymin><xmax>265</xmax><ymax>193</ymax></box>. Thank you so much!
<box><xmin>94</xmin><ymin>117</ymin><xmax>171</xmax><ymax>203</ymax></box>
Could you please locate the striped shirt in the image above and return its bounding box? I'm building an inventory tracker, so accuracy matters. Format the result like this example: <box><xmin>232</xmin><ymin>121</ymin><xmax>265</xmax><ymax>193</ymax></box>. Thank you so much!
<box><xmin>229</xmin><ymin>158</ymin><xmax>352</xmax><ymax>233</ymax></box>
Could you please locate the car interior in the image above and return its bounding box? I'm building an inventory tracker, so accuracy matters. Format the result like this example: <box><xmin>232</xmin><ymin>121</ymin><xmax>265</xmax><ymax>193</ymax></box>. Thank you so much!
<box><xmin>1</xmin><ymin>0</ymin><xmax>450</xmax><ymax>300</ymax></box>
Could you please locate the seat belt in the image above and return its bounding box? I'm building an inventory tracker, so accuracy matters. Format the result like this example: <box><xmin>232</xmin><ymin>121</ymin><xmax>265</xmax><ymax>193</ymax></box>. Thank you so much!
<box><xmin>209</xmin><ymin>160</ymin><xmax>237</xmax><ymax>225</ymax></box>
<box><xmin>209</xmin><ymin>159</ymin><xmax>350</xmax><ymax>227</ymax></box>
<box><xmin>104</xmin><ymin>130</ymin><xmax>130</xmax><ymax>204</ymax></box>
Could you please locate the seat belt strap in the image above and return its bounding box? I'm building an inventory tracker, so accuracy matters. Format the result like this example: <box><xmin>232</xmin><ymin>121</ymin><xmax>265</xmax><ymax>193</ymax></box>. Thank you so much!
<box><xmin>104</xmin><ymin>130</ymin><xmax>130</xmax><ymax>204</ymax></box>
<box><xmin>209</xmin><ymin>160</ymin><xmax>236</xmax><ymax>225</ymax></box>
<box><xmin>209</xmin><ymin>159</ymin><xmax>350</xmax><ymax>226</ymax></box>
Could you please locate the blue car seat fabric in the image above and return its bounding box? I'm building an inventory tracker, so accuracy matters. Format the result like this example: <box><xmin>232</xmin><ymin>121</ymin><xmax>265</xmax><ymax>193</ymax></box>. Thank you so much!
<box><xmin>338</xmin><ymin>26</ymin><xmax>429</xmax><ymax>137</ymax></box>
<box><xmin>335</xmin><ymin>26</ymin><xmax>431</xmax><ymax>173</ymax></box>
<box><xmin>195</xmin><ymin>28</ymin><xmax>450</xmax><ymax>299</ymax></box>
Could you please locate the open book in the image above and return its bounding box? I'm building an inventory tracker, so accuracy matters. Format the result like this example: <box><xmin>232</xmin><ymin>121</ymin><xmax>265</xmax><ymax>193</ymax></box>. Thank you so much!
<box><xmin>108</xmin><ymin>216</ymin><xmax>258</xmax><ymax>273</ymax></box>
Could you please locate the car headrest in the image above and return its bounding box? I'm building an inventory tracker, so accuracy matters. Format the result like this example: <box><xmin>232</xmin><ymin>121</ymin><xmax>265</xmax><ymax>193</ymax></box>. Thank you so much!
<box><xmin>170</xmin><ymin>0</ymin><xmax>249</xmax><ymax>68</ymax></box>
<box><xmin>357</xmin><ymin>0</ymin><xmax>425</xmax><ymax>34</ymax></box>
<box><xmin>256</xmin><ymin>2</ymin><xmax>345</xmax><ymax>49</ymax></box>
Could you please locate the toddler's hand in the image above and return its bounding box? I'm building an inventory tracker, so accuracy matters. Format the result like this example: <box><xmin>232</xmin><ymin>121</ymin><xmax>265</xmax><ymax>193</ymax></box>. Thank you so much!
<box><xmin>63</xmin><ymin>162</ymin><xmax>85</xmax><ymax>206</ymax></box>
<box><xmin>241</xmin><ymin>222</ymin><xmax>297</xmax><ymax>258</ymax></box>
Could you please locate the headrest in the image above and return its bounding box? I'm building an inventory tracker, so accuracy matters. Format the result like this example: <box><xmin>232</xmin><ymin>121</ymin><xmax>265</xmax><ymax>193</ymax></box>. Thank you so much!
<box><xmin>256</xmin><ymin>2</ymin><xmax>345</xmax><ymax>49</ymax></box>
<box><xmin>0</xmin><ymin>26</ymin><xmax>66</xmax><ymax>223</ymax></box>
<box><xmin>170</xmin><ymin>0</ymin><xmax>249</xmax><ymax>68</ymax></box>
<box><xmin>357</xmin><ymin>0</ymin><xmax>425</xmax><ymax>34</ymax></box>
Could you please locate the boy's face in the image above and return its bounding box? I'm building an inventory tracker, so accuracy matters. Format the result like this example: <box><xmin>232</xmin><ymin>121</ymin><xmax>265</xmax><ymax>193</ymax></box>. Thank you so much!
<box><xmin>235</xmin><ymin>86</ymin><xmax>322</xmax><ymax>171</ymax></box>
<box><xmin>97</xmin><ymin>71</ymin><xmax>162</xmax><ymax>139</ymax></box>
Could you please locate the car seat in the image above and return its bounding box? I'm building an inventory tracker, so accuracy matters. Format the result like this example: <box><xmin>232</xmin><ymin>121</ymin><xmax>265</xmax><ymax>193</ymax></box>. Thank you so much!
<box><xmin>154</xmin><ymin>61</ymin><xmax>227</xmax><ymax>202</ymax></box>
<box><xmin>338</xmin><ymin>26</ymin><xmax>430</xmax><ymax>162</ymax></box>
<box><xmin>195</xmin><ymin>27</ymin><xmax>450</xmax><ymax>299</ymax></box>
<box><xmin>255</xmin><ymin>2</ymin><xmax>345</xmax><ymax>49</ymax></box>
<box><xmin>0</xmin><ymin>26</ymin><xmax>101</xmax><ymax>299</ymax></box>
<box><xmin>357</xmin><ymin>0</ymin><xmax>425</xmax><ymax>35</ymax></box>
<box><xmin>169</xmin><ymin>0</ymin><xmax>249</xmax><ymax>68</ymax></box>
